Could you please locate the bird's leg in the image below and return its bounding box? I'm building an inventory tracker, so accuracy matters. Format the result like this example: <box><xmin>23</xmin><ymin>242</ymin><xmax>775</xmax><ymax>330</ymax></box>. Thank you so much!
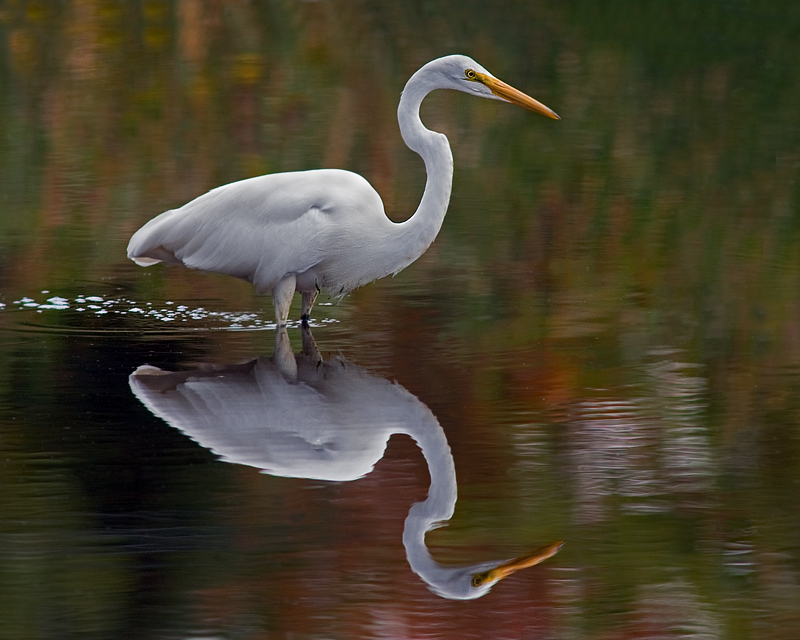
<box><xmin>300</xmin><ymin>323</ymin><xmax>321</xmax><ymax>361</ymax></box>
<box><xmin>301</xmin><ymin>289</ymin><xmax>318</xmax><ymax>324</ymax></box>
<box><xmin>273</xmin><ymin>328</ymin><xmax>298</xmax><ymax>380</ymax></box>
<box><xmin>272</xmin><ymin>274</ymin><xmax>297</xmax><ymax>327</ymax></box>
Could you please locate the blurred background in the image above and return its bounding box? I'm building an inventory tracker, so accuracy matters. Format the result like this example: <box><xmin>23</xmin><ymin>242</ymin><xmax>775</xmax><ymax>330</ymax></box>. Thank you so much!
<box><xmin>1</xmin><ymin>1</ymin><xmax>799</xmax><ymax>638</ymax></box>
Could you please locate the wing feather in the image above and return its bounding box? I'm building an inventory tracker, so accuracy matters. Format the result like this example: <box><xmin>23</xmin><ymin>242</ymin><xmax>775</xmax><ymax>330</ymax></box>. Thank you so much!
<box><xmin>127</xmin><ymin>169</ymin><xmax>385</xmax><ymax>294</ymax></box>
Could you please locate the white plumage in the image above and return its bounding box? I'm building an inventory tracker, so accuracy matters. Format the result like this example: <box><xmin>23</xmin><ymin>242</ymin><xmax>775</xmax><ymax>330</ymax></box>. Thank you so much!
<box><xmin>127</xmin><ymin>55</ymin><xmax>558</xmax><ymax>325</ymax></box>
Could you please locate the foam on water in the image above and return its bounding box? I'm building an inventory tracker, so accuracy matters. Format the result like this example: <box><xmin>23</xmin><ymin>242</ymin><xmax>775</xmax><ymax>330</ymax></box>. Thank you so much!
<box><xmin>0</xmin><ymin>290</ymin><xmax>339</xmax><ymax>332</ymax></box>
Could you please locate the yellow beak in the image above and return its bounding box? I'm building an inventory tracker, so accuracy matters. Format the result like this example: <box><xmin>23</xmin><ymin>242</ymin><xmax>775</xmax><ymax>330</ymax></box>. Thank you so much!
<box><xmin>474</xmin><ymin>71</ymin><xmax>560</xmax><ymax>120</ymax></box>
<box><xmin>481</xmin><ymin>540</ymin><xmax>564</xmax><ymax>584</ymax></box>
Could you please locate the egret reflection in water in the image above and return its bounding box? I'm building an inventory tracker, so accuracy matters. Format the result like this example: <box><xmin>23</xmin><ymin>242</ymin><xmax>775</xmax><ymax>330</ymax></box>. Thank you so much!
<box><xmin>129</xmin><ymin>329</ymin><xmax>561</xmax><ymax>599</ymax></box>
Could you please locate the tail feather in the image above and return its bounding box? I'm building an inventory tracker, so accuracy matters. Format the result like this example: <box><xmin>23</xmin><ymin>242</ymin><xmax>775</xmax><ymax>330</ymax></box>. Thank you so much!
<box><xmin>129</xmin><ymin>244</ymin><xmax>182</xmax><ymax>266</ymax></box>
<box><xmin>127</xmin><ymin>209</ymin><xmax>184</xmax><ymax>266</ymax></box>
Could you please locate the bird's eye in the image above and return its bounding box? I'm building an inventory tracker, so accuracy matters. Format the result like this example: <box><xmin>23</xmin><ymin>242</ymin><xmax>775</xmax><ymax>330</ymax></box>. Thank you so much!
<box><xmin>471</xmin><ymin>574</ymin><xmax>484</xmax><ymax>587</ymax></box>
<box><xmin>464</xmin><ymin>68</ymin><xmax>477</xmax><ymax>80</ymax></box>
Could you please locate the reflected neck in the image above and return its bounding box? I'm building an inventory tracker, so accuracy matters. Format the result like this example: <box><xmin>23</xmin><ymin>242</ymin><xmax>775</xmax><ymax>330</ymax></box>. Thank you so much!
<box><xmin>402</xmin><ymin>414</ymin><xmax>458</xmax><ymax>584</ymax></box>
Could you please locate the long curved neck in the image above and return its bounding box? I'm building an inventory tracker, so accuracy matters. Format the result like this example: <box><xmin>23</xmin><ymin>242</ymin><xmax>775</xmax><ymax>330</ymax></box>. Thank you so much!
<box><xmin>390</xmin><ymin>70</ymin><xmax>454</xmax><ymax>270</ymax></box>
<box><xmin>402</xmin><ymin>413</ymin><xmax>458</xmax><ymax>585</ymax></box>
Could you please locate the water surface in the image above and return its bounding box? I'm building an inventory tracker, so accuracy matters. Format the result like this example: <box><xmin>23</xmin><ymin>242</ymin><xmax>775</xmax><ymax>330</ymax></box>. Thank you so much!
<box><xmin>2</xmin><ymin>1</ymin><xmax>800</xmax><ymax>638</ymax></box>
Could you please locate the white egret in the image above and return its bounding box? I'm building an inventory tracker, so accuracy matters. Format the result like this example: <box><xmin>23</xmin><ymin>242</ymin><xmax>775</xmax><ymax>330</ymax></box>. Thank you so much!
<box><xmin>129</xmin><ymin>328</ymin><xmax>562</xmax><ymax>599</ymax></box>
<box><xmin>127</xmin><ymin>55</ymin><xmax>559</xmax><ymax>325</ymax></box>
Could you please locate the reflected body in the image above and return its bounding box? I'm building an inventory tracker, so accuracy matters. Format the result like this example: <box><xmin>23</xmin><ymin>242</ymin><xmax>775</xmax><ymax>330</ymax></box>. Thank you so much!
<box><xmin>127</xmin><ymin>55</ymin><xmax>558</xmax><ymax>325</ymax></box>
<box><xmin>129</xmin><ymin>329</ymin><xmax>561</xmax><ymax>599</ymax></box>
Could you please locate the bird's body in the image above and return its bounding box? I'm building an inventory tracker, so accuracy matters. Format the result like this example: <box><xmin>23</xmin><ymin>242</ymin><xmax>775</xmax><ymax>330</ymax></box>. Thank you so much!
<box><xmin>129</xmin><ymin>169</ymin><xmax>402</xmax><ymax>296</ymax></box>
<box><xmin>127</xmin><ymin>55</ymin><xmax>558</xmax><ymax>324</ymax></box>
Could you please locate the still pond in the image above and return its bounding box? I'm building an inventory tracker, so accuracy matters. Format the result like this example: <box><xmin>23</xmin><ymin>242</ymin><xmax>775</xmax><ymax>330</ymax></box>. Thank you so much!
<box><xmin>1</xmin><ymin>1</ymin><xmax>800</xmax><ymax>638</ymax></box>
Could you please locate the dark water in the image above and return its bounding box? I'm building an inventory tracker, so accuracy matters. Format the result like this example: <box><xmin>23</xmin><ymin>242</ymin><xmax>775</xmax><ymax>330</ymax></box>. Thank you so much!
<box><xmin>2</xmin><ymin>1</ymin><xmax>800</xmax><ymax>638</ymax></box>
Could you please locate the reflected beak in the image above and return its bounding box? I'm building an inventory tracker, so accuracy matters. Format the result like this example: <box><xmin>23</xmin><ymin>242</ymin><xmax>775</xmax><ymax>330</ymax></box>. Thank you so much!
<box><xmin>475</xmin><ymin>72</ymin><xmax>560</xmax><ymax>120</ymax></box>
<box><xmin>483</xmin><ymin>541</ymin><xmax>564</xmax><ymax>584</ymax></box>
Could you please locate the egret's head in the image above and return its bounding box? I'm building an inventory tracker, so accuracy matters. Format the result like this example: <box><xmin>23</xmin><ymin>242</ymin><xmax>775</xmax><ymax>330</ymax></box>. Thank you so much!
<box><xmin>424</xmin><ymin>540</ymin><xmax>565</xmax><ymax>600</ymax></box>
<box><xmin>423</xmin><ymin>54</ymin><xmax>560</xmax><ymax>120</ymax></box>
